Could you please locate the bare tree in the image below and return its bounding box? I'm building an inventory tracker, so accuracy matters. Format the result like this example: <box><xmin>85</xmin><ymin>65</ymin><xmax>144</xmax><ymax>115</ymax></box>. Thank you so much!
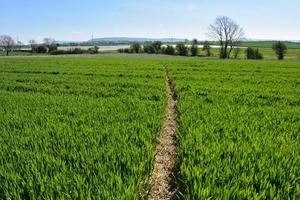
<box><xmin>29</xmin><ymin>39</ymin><xmax>37</xmax><ymax>46</ymax></box>
<box><xmin>43</xmin><ymin>38</ymin><xmax>55</xmax><ymax>46</ymax></box>
<box><xmin>0</xmin><ymin>35</ymin><xmax>16</xmax><ymax>56</ymax></box>
<box><xmin>28</xmin><ymin>39</ymin><xmax>37</xmax><ymax>52</ymax></box>
<box><xmin>208</xmin><ymin>16</ymin><xmax>244</xmax><ymax>59</ymax></box>
<box><xmin>43</xmin><ymin>38</ymin><xmax>57</xmax><ymax>52</ymax></box>
<box><xmin>16</xmin><ymin>41</ymin><xmax>23</xmax><ymax>51</ymax></box>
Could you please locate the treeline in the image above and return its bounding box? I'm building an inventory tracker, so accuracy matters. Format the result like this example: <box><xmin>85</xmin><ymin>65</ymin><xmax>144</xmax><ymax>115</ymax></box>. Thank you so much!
<box><xmin>118</xmin><ymin>40</ymin><xmax>213</xmax><ymax>57</ymax></box>
<box><xmin>118</xmin><ymin>41</ymin><xmax>288</xmax><ymax>60</ymax></box>
<box><xmin>50</xmin><ymin>47</ymin><xmax>99</xmax><ymax>55</ymax></box>
<box><xmin>29</xmin><ymin>38</ymin><xmax>100</xmax><ymax>55</ymax></box>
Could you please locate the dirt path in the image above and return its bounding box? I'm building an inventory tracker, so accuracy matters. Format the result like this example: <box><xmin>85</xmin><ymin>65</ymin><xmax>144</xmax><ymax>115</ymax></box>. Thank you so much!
<box><xmin>148</xmin><ymin>67</ymin><xmax>178</xmax><ymax>200</ymax></box>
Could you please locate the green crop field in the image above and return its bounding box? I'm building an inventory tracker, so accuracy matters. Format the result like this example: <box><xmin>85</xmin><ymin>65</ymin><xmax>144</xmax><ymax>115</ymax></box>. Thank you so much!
<box><xmin>169</xmin><ymin>60</ymin><xmax>300</xmax><ymax>199</ymax></box>
<box><xmin>0</xmin><ymin>57</ymin><xmax>167</xmax><ymax>199</ymax></box>
<box><xmin>207</xmin><ymin>48</ymin><xmax>300</xmax><ymax>60</ymax></box>
<box><xmin>0</xmin><ymin>56</ymin><xmax>299</xmax><ymax>199</ymax></box>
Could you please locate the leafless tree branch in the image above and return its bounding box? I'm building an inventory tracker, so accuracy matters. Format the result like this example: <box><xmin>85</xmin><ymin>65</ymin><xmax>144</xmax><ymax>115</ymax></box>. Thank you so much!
<box><xmin>0</xmin><ymin>35</ymin><xmax>16</xmax><ymax>56</ymax></box>
<box><xmin>208</xmin><ymin>16</ymin><xmax>245</xmax><ymax>59</ymax></box>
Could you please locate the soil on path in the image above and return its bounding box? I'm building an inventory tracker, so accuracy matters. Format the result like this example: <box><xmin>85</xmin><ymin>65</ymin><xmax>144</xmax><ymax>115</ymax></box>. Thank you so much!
<box><xmin>148</xmin><ymin>67</ymin><xmax>178</xmax><ymax>200</ymax></box>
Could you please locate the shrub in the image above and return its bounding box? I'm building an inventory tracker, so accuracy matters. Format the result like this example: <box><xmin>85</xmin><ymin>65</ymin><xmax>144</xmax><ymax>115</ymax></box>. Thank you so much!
<box><xmin>152</xmin><ymin>41</ymin><xmax>162</xmax><ymax>53</ymax></box>
<box><xmin>202</xmin><ymin>41</ymin><xmax>211</xmax><ymax>57</ymax></box>
<box><xmin>50</xmin><ymin>50</ymin><xmax>66</xmax><ymax>55</ymax></box>
<box><xmin>124</xmin><ymin>48</ymin><xmax>133</xmax><ymax>53</ymax></box>
<box><xmin>190</xmin><ymin>45</ymin><xmax>199</xmax><ymax>56</ymax></box>
<box><xmin>88</xmin><ymin>46</ymin><xmax>99</xmax><ymax>54</ymax></box>
<box><xmin>143</xmin><ymin>41</ymin><xmax>162</xmax><ymax>54</ymax></box>
<box><xmin>34</xmin><ymin>45</ymin><xmax>48</xmax><ymax>53</ymax></box>
<box><xmin>117</xmin><ymin>48</ymin><xmax>133</xmax><ymax>53</ymax></box>
<box><xmin>71</xmin><ymin>48</ymin><xmax>85</xmax><ymax>54</ymax></box>
<box><xmin>233</xmin><ymin>48</ymin><xmax>241</xmax><ymax>59</ymax></box>
<box><xmin>50</xmin><ymin>48</ymin><xmax>86</xmax><ymax>55</ymax></box>
<box><xmin>272</xmin><ymin>41</ymin><xmax>287</xmax><ymax>60</ymax></box>
<box><xmin>144</xmin><ymin>44</ymin><xmax>156</xmax><ymax>54</ymax></box>
<box><xmin>245</xmin><ymin>47</ymin><xmax>263</xmax><ymax>60</ymax></box>
<box><xmin>130</xmin><ymin>43</ymin><xmax>142</xmax><ymax>53</ymax></box>
<box><xmin>163</xmin><ymin>45</ymin><xmax>175</xmax><ymax>55</ymax></box>
<box><xmin>176</xmin><ymin>44</ymin><xmax>189</xmax><ymax>56</ymax></box>
<box><xmin>192</xmin><ymin>39</ymin><xmax>198</xmax><ymax>45</ymax></box>
<box><xmin>48</xmin><ymin>44</ymin><xmax>58</xmax><ymax>52</ymax></box>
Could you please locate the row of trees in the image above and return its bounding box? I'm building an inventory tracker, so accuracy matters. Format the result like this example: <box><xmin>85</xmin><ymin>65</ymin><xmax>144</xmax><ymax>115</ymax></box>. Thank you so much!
<box><xmin>119</xmin><ymin>40</ymin><xmax>212</xmax><ymax>57</ymax></box>
<box><xmin>29</xmin><ymin>38</ymin><xmax>58</xmax><ymax>53</ymax></box>
<box><xmin>120</xmin><ymin>40</ymin><xmax>287</xmax><ymax>60</ymax></box>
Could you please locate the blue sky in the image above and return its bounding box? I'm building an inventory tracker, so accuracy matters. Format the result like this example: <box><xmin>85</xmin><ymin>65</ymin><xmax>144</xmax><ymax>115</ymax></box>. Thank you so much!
<box><xmin>1</xmin><ymin>0</ymin><xmax>299</xmax><ymax>42</ymax></box>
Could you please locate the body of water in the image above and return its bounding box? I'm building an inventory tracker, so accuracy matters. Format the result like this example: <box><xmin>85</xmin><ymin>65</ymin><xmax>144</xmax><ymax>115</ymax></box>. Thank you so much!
<box><xmin>58</xmin><ymin>45</ymin><xmax>130</xmax><ymax>51</ymax></box>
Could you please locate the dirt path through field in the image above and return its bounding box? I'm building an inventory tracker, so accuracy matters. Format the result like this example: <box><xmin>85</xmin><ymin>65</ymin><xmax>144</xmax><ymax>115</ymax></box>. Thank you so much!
<box><xmin>148</xmin><ymin>67</ymin><xmax>178</xmax><ymax>200</ymax></box>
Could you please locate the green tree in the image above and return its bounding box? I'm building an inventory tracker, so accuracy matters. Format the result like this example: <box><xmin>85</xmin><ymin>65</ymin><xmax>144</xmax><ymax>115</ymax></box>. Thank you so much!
<box><xmin>130</xmin><ymin>43</ymin><xmax>142</xmax><ymax>53</ymax></box>
<box><xmin>144</xmin><ymin>43</ymin><xmax>156</xmax><ymax>54</ymax></box>
<box><xmin>144</xmin><ymin>41</ymin><xmax>162</xmax><ymax>54</ymax></box>
<box><xmin>202</xmin><ymin>41</ymin><xmax>211</xmax><ymax>57</ymax></box>
<box><xmin>190</xmin><ymin>39</ymin><xmax>199</xmax><ymax>56</ymax></box>
<box><xmin>272</xmin><ymin>41</ymin><xmax>287</xmax><ymax>60</ymax></box>
<box><xmin>35</xmin><ymin>45</ymin><xmax>48</xmax><ymax>53</ymax></box>
<box><xmin>176</xmin><ymin>44</ymin><xmax>189</xmax><ymax>56</ymax></box>
<box><xmin>245</xmin><ymin>47</ymin><xmax>263</xmax><ymax>60</ymax></box>
<box><xmin>190</xmin><ymin>45</ymin><xmax>198</xmax><ymax>56</ymax></box>
<box><xmin>152</xmin><ymin>41</ymin><xmax>162</xmax><ymax>53</ymax></box>
<box><xmin>192</xmin><ymin>39</ymin><xmax>198</xmax><ymax>45</ymax></box>
<box><xmin>163</xmin><ymin>45</ymin><xmax>175</xmax><ymax>55</ymax></box>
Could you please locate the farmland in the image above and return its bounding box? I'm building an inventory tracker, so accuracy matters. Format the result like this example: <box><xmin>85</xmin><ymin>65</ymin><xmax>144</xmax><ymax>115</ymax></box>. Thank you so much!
<box><xmin>170</xmin><ymin>60</ymin><xmax>300</xmax><ymax>199</ymax></box>
<box><xmin>0</xmin><ymin>56</ymin><xmax>299</xmax><ymax>199</ymax></box>
<box><xmin>0</xmin><ymin>57</ymin><xmax>167</xmax><ymax>199</ymax></box>
<box><xmin>238</xmin><ymin>41</ymin><xmax>300</xmax><ymax>49</ymax></box>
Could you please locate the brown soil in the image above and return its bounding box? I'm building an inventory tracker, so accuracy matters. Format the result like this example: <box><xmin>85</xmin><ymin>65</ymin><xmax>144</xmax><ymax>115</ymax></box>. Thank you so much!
<box><xmin>148</xmin><ymin>67</ymin><xmax>178</xmax><ymax>200</ymax></box>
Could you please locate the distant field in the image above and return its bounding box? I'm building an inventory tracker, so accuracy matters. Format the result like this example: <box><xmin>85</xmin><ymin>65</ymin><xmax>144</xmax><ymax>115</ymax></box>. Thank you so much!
<box><xmin>238</xmin><ymin>41</ymin><xmax>300</xmax><ymax>49</ymax></box>
<box><xmin>208</xmin><ymin>48</ymin><xmax>300</xmax><ymax>60</ymax></box>
<box><xmin>0</xmin><ymin>57</ymin><xmax>299</xmax><ymax>199</ymax></box>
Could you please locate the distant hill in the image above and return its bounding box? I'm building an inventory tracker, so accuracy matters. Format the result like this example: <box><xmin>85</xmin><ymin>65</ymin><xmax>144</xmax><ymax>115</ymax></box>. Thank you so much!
<box><xmin>89</xmin><ymin>37</ymin><xmax>187</xmax><ymax>43</ymax></box>
<box><xmin>55</xmin><ymin>41</ymin><xmax>84</xmax><ymax>45</ymax></box>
